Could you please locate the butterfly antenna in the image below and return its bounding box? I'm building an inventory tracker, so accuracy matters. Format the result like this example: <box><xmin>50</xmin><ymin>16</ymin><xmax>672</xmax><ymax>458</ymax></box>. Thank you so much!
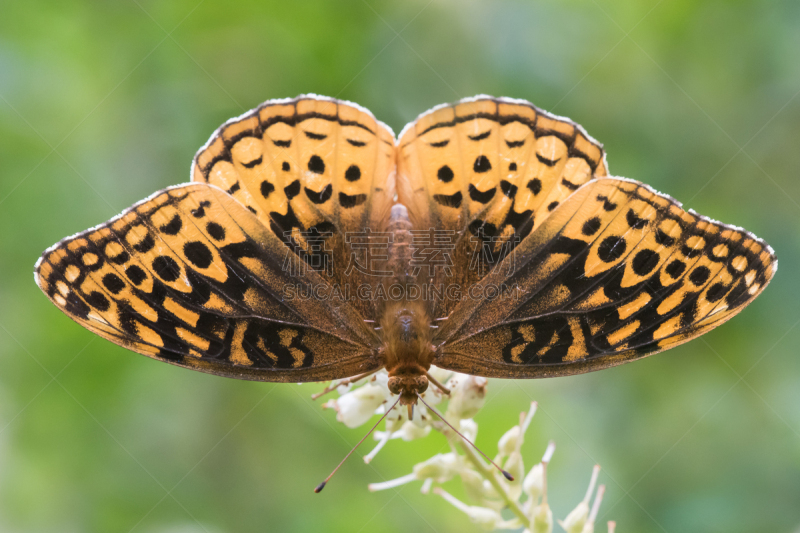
<box><xmin>416</xmin><ymin>394</ymin><xmax>514</xmax><ymax>481</ymax></box>
<box><xmin>314</xmin><ymin>396</ymin><xmax>402</xmax><ymax>493</ymax></box>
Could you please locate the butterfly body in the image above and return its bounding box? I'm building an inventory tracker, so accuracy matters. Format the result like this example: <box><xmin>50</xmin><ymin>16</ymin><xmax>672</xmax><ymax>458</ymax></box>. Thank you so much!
<box><xmin>35</xmin><ymin>95</ymin><xmax>776</xmax><ymax>393</ymax></box>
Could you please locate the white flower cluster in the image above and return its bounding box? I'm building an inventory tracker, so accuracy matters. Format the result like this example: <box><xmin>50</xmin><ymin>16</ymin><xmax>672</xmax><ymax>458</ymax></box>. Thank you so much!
<box><xmin>319</xmin><ymin>367</ymin><xmax>616</xmax><ymax>532</ymax></box>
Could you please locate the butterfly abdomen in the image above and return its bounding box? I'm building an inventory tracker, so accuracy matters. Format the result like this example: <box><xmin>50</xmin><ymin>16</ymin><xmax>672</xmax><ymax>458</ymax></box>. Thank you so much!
<box><xmin>379</xmin><ymin>300</ymin><xmax>435</xmax><ymax>404</ymax></box>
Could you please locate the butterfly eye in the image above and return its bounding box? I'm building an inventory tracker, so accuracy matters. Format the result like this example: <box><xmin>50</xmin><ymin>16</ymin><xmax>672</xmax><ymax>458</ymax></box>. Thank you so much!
<box><xmin>387</xmin><ymin>377</ymin><xmax>402</xmax><ymax>395</ymax></box>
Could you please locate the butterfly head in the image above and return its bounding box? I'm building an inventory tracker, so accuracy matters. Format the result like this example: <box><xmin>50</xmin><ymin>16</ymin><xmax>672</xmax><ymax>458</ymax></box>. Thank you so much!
<box><xmin>387</xmin><ymin>373</ymin><xmax>428</xmax><ymax>405</ymax></box>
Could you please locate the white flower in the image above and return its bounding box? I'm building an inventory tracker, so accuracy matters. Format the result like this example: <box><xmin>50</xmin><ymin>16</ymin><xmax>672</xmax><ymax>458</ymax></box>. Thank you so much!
<box><xmin>445</xmin><ymin>374</ymin><xmax>487</xmax><ymax>420</ymax></box>
<box><xmin>434</xmin><ymin>487</ymin><xmax>518</xmax><ymax>531</ymax></box>
<box><xmin>559</xmin><ymin>465</ymin><xmax>600</xmax><ymax>533</ymax></box>
<box><xmin>531</xmin><ymin>502</ymin><xmax>554</xmax><ymax>533</ymax></box>
<box><xmin>523</xmin><ymin>463</ymin><xmax>544</xmax><ymax>502</ymax></box>
<box><xmin>324</xmin><ymin>382</ymin><xmax>388</xmax><ymax>428</ymax></box>
<box><xmin>413</xmin><ymin>453</ymin><xmax>463</xmax><ymax>483</ymax></box>
<box><xmin>318</xmin><ymin>371</ymin><xmax>616</xmax><ymax>532</ymax></box>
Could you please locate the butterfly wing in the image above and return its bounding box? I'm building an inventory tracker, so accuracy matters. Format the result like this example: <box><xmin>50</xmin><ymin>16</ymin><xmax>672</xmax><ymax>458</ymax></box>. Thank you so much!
<box><xmin>192</xmin><ymin>95</ymin><xmax>397</xmax><ymax>319</ymax></box>
<box><xmin>35</xmin><ymin>183</ymin><xmax>382</xmax><ymax>382</ymax></box>
<box><xmin>431</xmin><ymin>178</ymin><xmax>776</xmax><ymax>378</ymax></box>
<box><xmin>397</xmin><ymin>96</ymin><xmax>608</xmax><ymax>319</ymax></box>
<box><xmin>396</xmin><ymin>96</ymin><xmax>775</xmax><ymax>378</ymax></box>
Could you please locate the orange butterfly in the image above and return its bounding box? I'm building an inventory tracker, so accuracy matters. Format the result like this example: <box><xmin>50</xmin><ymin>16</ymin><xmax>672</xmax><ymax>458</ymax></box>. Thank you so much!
<box><xmin>35</xmin><ymin>95</ymin><xmax>776</xmax><ymax>411</ymax></box>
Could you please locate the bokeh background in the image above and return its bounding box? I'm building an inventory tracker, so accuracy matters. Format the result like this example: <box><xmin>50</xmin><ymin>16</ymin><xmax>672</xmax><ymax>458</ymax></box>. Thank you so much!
<box><xmin>1</xmin><ymin>1</ymin><xmax>799</xmax><ymax>532</ymax></box>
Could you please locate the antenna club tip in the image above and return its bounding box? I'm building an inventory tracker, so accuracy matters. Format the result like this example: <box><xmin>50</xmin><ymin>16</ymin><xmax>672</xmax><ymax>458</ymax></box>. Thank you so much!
<box><xmin>502</xmin><ymin>470</ymin><xmax>514</xmax><ymax>481</ymax></box>
<box><xmin>314</xmin><ymin>481</ymin><xmax>326</xmax><ymax>493</ymax></box>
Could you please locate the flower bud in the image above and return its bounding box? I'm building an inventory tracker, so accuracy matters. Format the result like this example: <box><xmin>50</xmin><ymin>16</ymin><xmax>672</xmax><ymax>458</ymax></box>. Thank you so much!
<box><xmin>459</xmin><ymin>418</ymin><xmax>478</xmax><ymax>442</ymax></box>
<box><xmin>460</xmin><ymin>468</ymin><xmax>487</xmax><ymax>503</ymax></box>
<box><xmin>559</xmin><ymin>501</ymin><xmax>589</xmax><ymax>533</ymax></box>
<box><xmin>560</xmin><ymin>464</ymin><xmax>600</xmax><ymax>533</ymax></box>
<box><xmin>531</xmin><ymin>503</ymin><xmax>553</xmax><ymax>533</ymax></box>
<box><xmin>413</xmin><ymin>453</ymin><xmax>463</xmax><ymax>483</ymax></box>
<box><xmin>504</xmin><ymin>452</ymin><xmax>525</xmax><ymax>493</ymax></box>
<box><xmin>329</xmin><ymin>383</ymin><xmax>388</xmax><ymax>428</ymax></box>
<box><xmin>497</xmin><ymin>425</ymin><xmax>521</xmax><ymax>457</ymax></box>
<box><xmin>466</xmin><ymin>506</ymin><xmax>505</xmax><ymax>530</ymax></box>
<box><xmin>523</xmin><ymin>463</ymin><xmax>544</xmax><ymax>502</ymax></box>
<box><xmin>435</xmin><ymin>487</ymin><xmax>506</xmax><ymax>531</ymax></box>
<box><xmin>446</xmin><ymin>375</ymin><xmax>487</xmax><ymax>420</ymax></box>
<box><xmin>400</xmin><ymin>420</ymin><xmax>431</xmax><ymax>441</ymax></box>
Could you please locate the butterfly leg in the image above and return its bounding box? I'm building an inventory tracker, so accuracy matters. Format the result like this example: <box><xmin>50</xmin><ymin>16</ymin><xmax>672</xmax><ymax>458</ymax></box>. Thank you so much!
<box><xmin>311</xmin><ymin>368</ymin><xmax>383</xmax><ymax>400</ymax></box>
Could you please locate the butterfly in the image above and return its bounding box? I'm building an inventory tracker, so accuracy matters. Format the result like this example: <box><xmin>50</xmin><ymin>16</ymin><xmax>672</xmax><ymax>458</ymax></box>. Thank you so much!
<box><xmin>35</xmin><ymin>95</ymin><xmax>777</xmax><ymax>406</ymax></box>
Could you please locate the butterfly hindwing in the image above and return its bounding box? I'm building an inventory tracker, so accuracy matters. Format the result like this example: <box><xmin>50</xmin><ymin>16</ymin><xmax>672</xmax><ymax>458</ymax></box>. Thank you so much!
<box><xmin>432</xmin><ymin>178</ymin><xmax>777</xmax><ymax>378</ymax></box>
<box><xmin>35</xmin><ymin>183</ymin><xmax>381</xmax><ymax>382</ymax></box>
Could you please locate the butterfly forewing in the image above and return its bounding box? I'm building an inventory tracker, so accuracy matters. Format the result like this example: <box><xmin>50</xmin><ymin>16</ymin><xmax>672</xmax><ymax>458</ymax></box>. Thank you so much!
<box><xmin>35</xmin><ymin>183</ymin><xmax>381</xmax><ymax>382</ymax></box>
<box><xmin>397</xmin><ymin>97</ymin><xmax>608</xmax><ymax>319</ymax></box>
<box><xmin>192</xmin><ymin>96</ymin><xmax>396</xmax><ymax>320</ymax></box>
<box><xmin>432</xmin><ymin>178</ymin><xmax>777</xmax><ymax>378</ymax></box>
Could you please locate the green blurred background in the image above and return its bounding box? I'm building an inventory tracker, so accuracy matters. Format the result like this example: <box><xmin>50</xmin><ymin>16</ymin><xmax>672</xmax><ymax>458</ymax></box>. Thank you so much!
<box><xmin>1</xmin><ymin>1</ymin><xmax>798</xmax><ymax>531</ymax></box>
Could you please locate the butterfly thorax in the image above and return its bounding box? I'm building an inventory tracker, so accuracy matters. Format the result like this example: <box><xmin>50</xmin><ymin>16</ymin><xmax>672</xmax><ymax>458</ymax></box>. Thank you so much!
<box><xmin>380</xmin><ymin>301</ymin><xmax>435</xmax><ymax>405</ymax></box>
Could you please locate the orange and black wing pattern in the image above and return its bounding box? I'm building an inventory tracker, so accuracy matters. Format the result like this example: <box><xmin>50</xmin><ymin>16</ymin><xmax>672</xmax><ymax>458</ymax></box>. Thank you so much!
<box><xmin>432</xmin><ymin>178</ymin><xmax>776</xmax><ymax>378</ymax></box>
<box><xmin>35</xmin><ymin>183</ymin><xmax>380</xmax><ymax>382</ymax></box>
<box><xmin>397</xmin><ymin>96</ymin><xmax>608</xmax><ymax>319</ymax></box>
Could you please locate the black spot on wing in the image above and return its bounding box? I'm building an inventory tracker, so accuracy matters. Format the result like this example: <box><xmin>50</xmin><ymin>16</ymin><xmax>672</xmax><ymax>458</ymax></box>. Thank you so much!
<box><xmin>707</xmin><ymin>282</ymin><xmax>727</xmax><ymax>302</ymax></box>
<box><xmin>345</xmin><ymin>165</ymin><xmax>361</xmax><ymax>182</ymax></box>
<box><xmin>86</xmin><ymin>291</ymin><xmax>110</xmax><ymax>312</ymax></box>
<box><xmin>430</xmin><ymin>139</ymin><xmax>449</xmax><ymax>148</ymax></box>
<box><xmin>126</xmin><ymin>265</ymin><xmax>147</xmax><ymax>285</ymax></box>
<box><xmin>433</xmin><ymin>191</ymin><xmax>463</xmax><ymax>209</ymax></box>
<box><xmin>226</xmin><ymin>182</ymin><xmax>240</xmax><ymax>195</ymax></box>
<box><xmin>339</xmin><ymin>192</ymin><xmax>367</xmax><ymax>208</ymax></box>
<box><xmin>665</xmin><ymin>259</ymin><xmax>686</xmax><ymax>278</ymax></box>
<box><xmin>242</xmin><ymin>156</ymin><xmax>262</xmax><ymax>168</ymax></box>
<box><xmin>437</xmin><ymin>165</ymin><xmax>454</xmax><ymax>183</ymax></box>
<box><xmin>469</xmin><ymin>184</ymin><xmax>496</xmax><ymax>204</ymax></box>
<box><xmin>160</xmin><ymin>215</ymin><xmax>182</xmax><ymax>235</ymax></box>
<box><xmin>509</xmin><ymin>162</ymin><xmax>517</xmax><ymax>171</ymax></box>
<box><xmin>102</xmin><ymin>273</ymin><xmax>125</xmax><ymax>294</ymax></box>
<box><xmin>109</xmin><ymin>250</ymin><xmax>129</xmax><ymax>265</ymax></box>
<box><xmin>655</xmin><ymin>229</ymin><xmax>675</xmax><ymax>246</ymax></box>
<box><xmin>305</xmin><ymin>184</ymin><xmax>333</xmax><ymax>204</ymax></box>
<box><xmin>527</xmin><ymin>179</ymin><xmax>542</xmax><ymax>195</ymax></box>
<box><xmin>133</xmin><ymin>234</ymin><xmax>155</xmax><ymax>253</ymax></box>
<box><xmin>468</xmin><ymin>130</ymin><xmax>491</xmax><ymax>141</ymax></box>
<box><xmin>347</xmin><ymin>139</ymin><xmax>367</xmax><ymax>147</ymax></box>
<box><xmin>281</xmin><ymin>162</ymin><xmax>290</xmax><ymax>172</ymax></box>
<box><xmin>184</xmin><ymin>241</ymin><xmax>213</xmax><ymax>269</ymax></box>
<box><xmin>537</xmin><ymin>153</ymin><xmax>560</xmax><ymax>167</ymax></box>
<box><xmin>500</xmin><ymin>180</ymin><xmax>518</xmax><ymax>198</ymax></box>
<box><xmin>598</xmin><ymin>236</ymin><xmax>626</xmax><ymax>262</ymax></box>
<box><xmin>191</xmin><ymin>201</ymin><xmax>211</xmax><ymax>218</ymax></box>
<box><xmin>273</xmin><ymin>139</ymin><xmax>291</xmax><ymax>148</ymax></box>
<box><xmin>261</xmin><ymin>180</ymin><xmax>275</xmax><ymax>198</ymax></box>
<box><xmin>582</xmin><ymin>217</ymin><xmax>602</xmax><ymax>236</ymax></box>
<box><xmin>304</xmin><ymin>131</ymin><xmax>327</xmax><ymax>140</ymax></box>
<box><xmin>689</xmin><ymin>265</ymin><xmax>711</xmax><ymax>286</ymax></box>
<box><xmin>561</xmin><ymin>178</ymin><xmax>580</xmax><ymax>191</ymax></box>
<box><xmin>284</xmin><ymin>180</ymin><xmax>301</xmax><ymax>200</ymax></box>
<box><xmin>308</xmin><ymin>155</ymin><xmax>325</xmax><ymax>174</ymax></box>
<box><xmin>506</xmin><ymin>140</ymin><xmax>525</xmax><ymax>148</ymax></box>
<box><xmin>153</xmin><ymin>256</ymin><xmax>180</xmax><ymax>282</ymax></box>
<box><xmin>473</xmin><ymin>155</ymin><xmax>492</xmax><ymax>173</ymax></box>
<box><xmin>206</xmin><ymin>222</ymin><xmax>225</xmax><ymax>241</ymax></box>
<box><xmin>596</xmin><ymin>195</ymin><xmax>617</xmax><ymax>211</ymax></box>
<box><xmin>631</xmin><ymin>250</ymin><xmax>660</xmax><ymax>276</ymax></box>
<box><xmin>626</xmin><ymin>209</ymin><xmax>647</xmax><ymax>229</ymax></box>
